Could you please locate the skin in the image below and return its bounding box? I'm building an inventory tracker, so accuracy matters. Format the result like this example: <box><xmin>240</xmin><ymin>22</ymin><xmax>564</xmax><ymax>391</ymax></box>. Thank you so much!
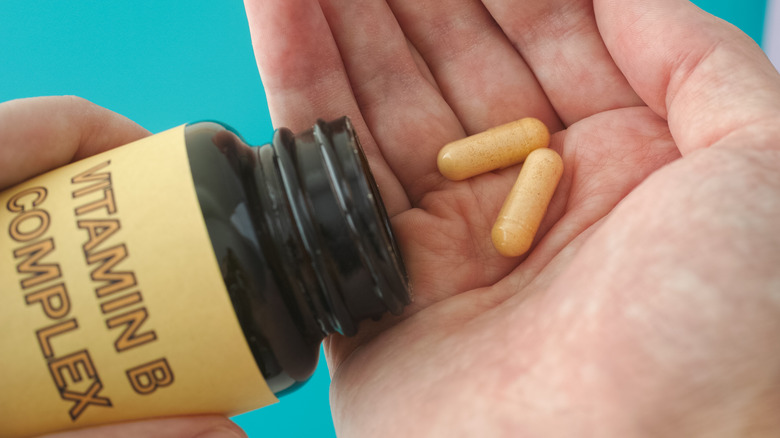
<box><xmin>244</xmin><ymin>0</ymin><xmax>780</xmax><ymax>435</ymax></box>
<box><xmin>3</xmin><ymin>0</ymin><xmax>778</xmax><ymax>436</ymax></box>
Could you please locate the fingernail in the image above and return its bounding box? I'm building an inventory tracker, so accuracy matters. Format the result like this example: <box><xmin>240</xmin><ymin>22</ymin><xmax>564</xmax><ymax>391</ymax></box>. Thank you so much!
<box><xmin>194</xmin><ymin>425</ymin><xmax>247</xmax><ymax>438</ymax></box>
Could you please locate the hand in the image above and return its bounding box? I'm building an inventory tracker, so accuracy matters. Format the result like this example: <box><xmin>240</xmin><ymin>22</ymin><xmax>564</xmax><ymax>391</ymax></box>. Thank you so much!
<box><xmin>0</xmin><ymin>97</ymin><xmax>245</xmax><ymax>438</ymax></box>
<box><xmin>245</xmin><ymin>0</ymin><xmax>780</xmax><ymax>436</ymax></box>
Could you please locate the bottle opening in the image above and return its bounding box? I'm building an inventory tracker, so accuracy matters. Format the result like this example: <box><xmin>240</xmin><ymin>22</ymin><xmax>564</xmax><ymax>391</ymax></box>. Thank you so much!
<box><xmin>275</xmin><ymin>117</ymin><xmax>411</xmax><ymax>336</ymax></box>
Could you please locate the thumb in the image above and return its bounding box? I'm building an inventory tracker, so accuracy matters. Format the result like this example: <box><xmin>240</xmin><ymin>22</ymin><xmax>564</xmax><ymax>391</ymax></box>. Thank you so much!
<box><xmin>596</xmin><ymin>0</ymin><xmax>780</xmax><ymax>154</ymax></box>
<box><xmin>0</xmin><ymin>96</ymin><xmax>150</xmax><ymax>190</ymax></box>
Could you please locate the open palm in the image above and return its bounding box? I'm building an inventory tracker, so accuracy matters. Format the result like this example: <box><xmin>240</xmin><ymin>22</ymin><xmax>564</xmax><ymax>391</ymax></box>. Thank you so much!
<box><xmin>245</xmin><ymin>0</ymin><xmax>780</xmax><ymax>436</ymax></box>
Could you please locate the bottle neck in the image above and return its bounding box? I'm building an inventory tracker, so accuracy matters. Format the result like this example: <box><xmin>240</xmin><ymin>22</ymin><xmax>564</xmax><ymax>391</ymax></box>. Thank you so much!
<box><xmin>259</xmin><ymin>117</ymin><xmax>410</xmax><ymax>338</ymax></box>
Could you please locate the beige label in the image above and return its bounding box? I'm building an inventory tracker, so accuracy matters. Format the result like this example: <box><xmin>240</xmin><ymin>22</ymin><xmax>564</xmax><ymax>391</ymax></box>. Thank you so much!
<box><xmin>0</xmin><ymin>126</ymin><xmax>276</xmax><ymax>438</ymax></box>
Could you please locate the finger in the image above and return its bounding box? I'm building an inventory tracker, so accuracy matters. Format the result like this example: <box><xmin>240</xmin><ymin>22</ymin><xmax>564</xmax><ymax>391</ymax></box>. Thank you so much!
<box><xmin>0</xmin><ymin>96</ymin><xmax>149</xmax><ymax>189</ymax></box>
<box><xmin>244</xmin><ymin>0</ymin><xmax>410</xmax><ymax>216</ymax></box>
<box><xmin>388</xmin><ymin>0</ymin><xmax>563</xmax><ymax>133</ymax></box>
<box><xmin>483</xmin><ymin>0</ymin><xmax>643</xmax><ymax>127</ymax></box>
<box><xmin>244</xmin><ymin>0</ymin><xmax>359</xmax><ymax>132</ymax></box>
<box><xmin>318</xmin><ymin>0</ymin><xmax>465</xmax><ymax>204</ymax></box>
<box><xmin>596</xmin><ymin>0</ymin><xmax>780</xmax><ymax>154</ymax></box>
<box><xmin>39</xmin><ymin>415</ymin><xmax>245</xmax><ymax>438</ymax></box>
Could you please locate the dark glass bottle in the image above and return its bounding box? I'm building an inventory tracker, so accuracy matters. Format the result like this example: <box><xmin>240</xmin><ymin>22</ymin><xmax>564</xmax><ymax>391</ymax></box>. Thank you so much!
<box><xmin>184</xmin><ymin>117</ymin><xmax>410</xmax><ymax>395</ymax></box>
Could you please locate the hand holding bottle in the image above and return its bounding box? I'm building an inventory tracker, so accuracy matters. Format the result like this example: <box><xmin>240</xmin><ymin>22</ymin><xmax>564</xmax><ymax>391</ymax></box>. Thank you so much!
<box><xmin>0</xmin><ymin>97</ymin><xmax>245</xmax><ymax>438</ymax></box>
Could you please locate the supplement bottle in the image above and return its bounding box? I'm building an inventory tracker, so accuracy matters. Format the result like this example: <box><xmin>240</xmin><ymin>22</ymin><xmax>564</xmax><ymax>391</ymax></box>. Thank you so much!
<box><xmin>0</xmin><ymin>117</ymin><xmax>410</xmax><ymax>437</ymax></box>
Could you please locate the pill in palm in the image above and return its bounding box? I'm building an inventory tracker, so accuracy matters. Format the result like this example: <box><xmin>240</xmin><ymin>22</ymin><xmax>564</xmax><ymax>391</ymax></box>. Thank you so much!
<box><xmin>437</xmin><ymin>117</ymin><xmax>550</xmax><ymax>181</ymax></box>
<box><xmin>491</xmin><ymin>148</ymin><xmax>563</xmax><ymax>258</ymax></box>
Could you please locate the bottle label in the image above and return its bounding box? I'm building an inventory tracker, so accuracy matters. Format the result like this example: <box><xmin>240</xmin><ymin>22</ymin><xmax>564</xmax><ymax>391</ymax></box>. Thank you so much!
<box><xmin>0</xmin><ymin>126</ymin><xmax>276</xmax><ymax>437</ymax></box>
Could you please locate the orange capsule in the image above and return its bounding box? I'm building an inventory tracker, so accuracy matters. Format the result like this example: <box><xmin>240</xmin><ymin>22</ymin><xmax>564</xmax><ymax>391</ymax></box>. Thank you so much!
<box><xmin>491</xmin><ymin>148</ymin><xmax>563</xmax><ymax>258</ymax></box>
<box><xmin>437</xmin><ymin>118</ymin><xmax>550</xmax><ymax>181</ymax></box>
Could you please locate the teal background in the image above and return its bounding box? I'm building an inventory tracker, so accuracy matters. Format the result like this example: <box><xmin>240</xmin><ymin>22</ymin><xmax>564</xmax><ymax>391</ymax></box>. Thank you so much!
<box><xmin>0</xmin><ymin>1</ymin><xmax>770</xmax><ymax>437</ymax></box>
<box><xmin>694</xmin><ymin>0</ymin><xmax>768</xmax><ymax>43</ymax></box>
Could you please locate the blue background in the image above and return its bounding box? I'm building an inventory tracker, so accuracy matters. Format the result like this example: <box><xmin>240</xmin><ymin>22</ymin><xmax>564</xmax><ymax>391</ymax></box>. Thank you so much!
<box><xmin>0</xmin><ymin>1</ymin><xmax>770</xmax><ymax>437</ymax></box>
